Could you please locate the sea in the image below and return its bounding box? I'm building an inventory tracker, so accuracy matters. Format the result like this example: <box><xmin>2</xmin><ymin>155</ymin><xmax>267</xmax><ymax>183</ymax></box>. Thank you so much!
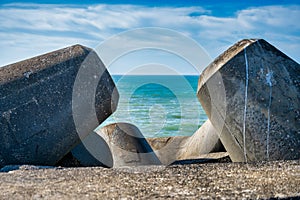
<box><xmin>98</xmin><ymin>75</ymin><xmax>207</xmax><ymax>138</ymax></box>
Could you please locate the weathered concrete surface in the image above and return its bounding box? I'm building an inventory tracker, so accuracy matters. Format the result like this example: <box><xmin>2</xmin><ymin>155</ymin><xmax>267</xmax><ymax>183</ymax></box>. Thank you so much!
<box><xmin>146</xmin><ymin>136</ymin><xmax>186</xmax><ymax>165</ymax></box>
<box><xmin>0</xmin><ymin>45</ymin><xmax>118</xmax><ymax>167</ymax></box>
<box><xmin>0</xmin><ymin>160</ymin><xmax>299</xmax><ymax>199</ymax></box>
<box><xmin>171</xmin><ymin>152</ymin><xmax>230</xmax><ymax>165</ymax></box>
<box><xmin>197</xmin><ymin>39</ymin><xmax>300</xmax><ymax>162</ymax></box>
<box><xmin>177</xmin><ymin>120</ymin><xmax>223</xmax><ymax>160</ymax></box>
<box><xmin>193</xmin><ymin>152</ymin><xmax>229</xmax><ymax>160</ymax></box>
<box><xmin>147</xmin><ymin>120</ymin><xmax>224</xmax><ymax>165</ymax></box>
<box><xmin>72</xmin><ymin>123</ymin><xmax>161</xmax><ymax>167</ymax></box>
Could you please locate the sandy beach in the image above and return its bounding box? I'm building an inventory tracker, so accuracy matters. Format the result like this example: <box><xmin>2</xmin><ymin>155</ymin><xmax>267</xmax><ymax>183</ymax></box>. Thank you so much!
<box><xmin>0</xmin><ymin>160</ymin><xmax>299</xmax><ymax>199</ymax></box>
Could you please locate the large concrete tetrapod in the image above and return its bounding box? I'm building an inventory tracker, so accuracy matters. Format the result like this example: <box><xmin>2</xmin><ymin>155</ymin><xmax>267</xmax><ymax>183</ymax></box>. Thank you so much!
<box><xmin>0</xmin><ymin>45</ymin><xmax>118</xmax><ymax>166</ymax></box>
<box><xmin>146</xmin><ymin>120</ymin><xmax>223</xmax><ymax>165</ymax></box>
<box><xmin>72</xmin><ymin>123</ymin><xmax>161</xmax><ymax>167</ymax></box>
<box><xmin>197</xmin><ymin>39</ymin><xmax>300</xmax><ymax>162</ymax></box>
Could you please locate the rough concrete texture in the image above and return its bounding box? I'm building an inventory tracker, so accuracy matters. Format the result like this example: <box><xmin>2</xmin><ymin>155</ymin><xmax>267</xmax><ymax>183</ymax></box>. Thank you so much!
<box><xmin>72</xmin><ymin>123</ymin><xmax>161</xmax><ymax>167</ymax></box>
<box><xmin>0</xmin><ymin>160</ymin><xmax>299</xmax><ymax>199</ymax></box>
<box><xmin>197</xmin><ymin>39</ymin><xmax>300</xmax><ymax>162</ymax></box>
<box><xmin>171</xmin><ymin>152</ymin><xmax>231</xmax><ymax>165</ymax></box>
<box><xmin>177</xmin><ymin>120</ymin><xmax>224</xmax><ymax>160</ymax></box>
<box><xmin>146</xmin><ymin>136</ymin><xmax>187</xmax><ymax>165</ymax></box>
<box><xmin>0</xmin><ymin>45</ymin><xmax>118</xmax><ymax>167</ymax></box>
<box><xmin>146</xmin><ymin>120</ymin><xmax>224</xmax><ymax>165</ymax></box>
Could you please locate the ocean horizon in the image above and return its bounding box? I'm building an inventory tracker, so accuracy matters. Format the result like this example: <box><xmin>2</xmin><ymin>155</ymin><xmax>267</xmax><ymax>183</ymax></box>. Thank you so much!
<box><xmin>98</xmin><ymin>75</ymin><xmax>208</xmax><ymax>138</ymax></box>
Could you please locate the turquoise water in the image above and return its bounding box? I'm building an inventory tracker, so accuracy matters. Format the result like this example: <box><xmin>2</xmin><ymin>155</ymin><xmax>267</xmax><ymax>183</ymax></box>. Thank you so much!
<box><xmin>98</xmin><ymin>75</ymin><xmax>207</xmax><ymax>138</ymax></box>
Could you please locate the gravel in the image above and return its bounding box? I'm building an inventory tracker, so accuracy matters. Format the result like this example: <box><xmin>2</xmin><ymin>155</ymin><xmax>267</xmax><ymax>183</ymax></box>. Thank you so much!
<box><xmin>0</xmin><ymin>160</ymin><xmax>299</xmax><ymax>199</ymax></box>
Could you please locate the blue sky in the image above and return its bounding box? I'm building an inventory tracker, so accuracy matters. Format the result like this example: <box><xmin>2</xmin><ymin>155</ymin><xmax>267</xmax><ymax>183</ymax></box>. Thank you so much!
<box><xmin>0</xmin><ymin>1</ymin><xmax>299</xmax><ymax>74</ymax></box>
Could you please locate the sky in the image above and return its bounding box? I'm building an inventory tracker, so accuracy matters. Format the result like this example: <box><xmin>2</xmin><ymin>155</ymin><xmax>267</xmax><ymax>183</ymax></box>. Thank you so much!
<box><xmin>0</xmin><ymin>0</ymin><xmax>299</xmax><ymax>75</ymax></box>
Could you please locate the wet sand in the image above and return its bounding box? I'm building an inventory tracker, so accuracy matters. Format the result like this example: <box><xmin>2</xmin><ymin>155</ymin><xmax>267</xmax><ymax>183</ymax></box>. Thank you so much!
<box><xmin>0</xmin><ymin>160</ymin><xmax>299</xmax><ymax>199</ymax></box>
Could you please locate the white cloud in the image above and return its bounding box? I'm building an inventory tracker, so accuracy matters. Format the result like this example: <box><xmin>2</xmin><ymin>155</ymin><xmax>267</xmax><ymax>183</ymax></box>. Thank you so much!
<box><xmin>0</xmin><ymin>31</ymin><xmax>96</xmax><ymax>66</ymax></box>
<box><xmin>0</xmin><ymin>3</ymin><xmax>299</xmax><ymax>68</ymax></box>
<box><xmin>187</xmin><ymin>5</ymin><xmax>300</xmax><ymax>61</ymax></box>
